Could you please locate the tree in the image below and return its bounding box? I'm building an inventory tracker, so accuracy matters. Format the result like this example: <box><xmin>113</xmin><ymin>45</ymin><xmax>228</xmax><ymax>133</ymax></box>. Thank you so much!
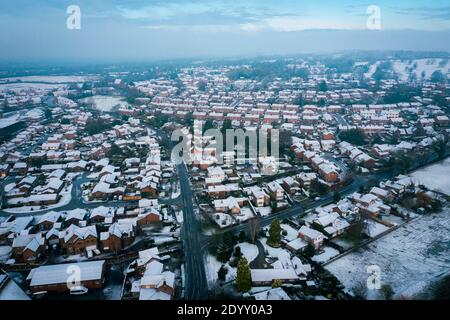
<box><xmin>236</xmin><ymin>257</ymin><xmax>252</xmax><ymax>292</ymax></box>
<box><xmin>44</xmin><ymin>108</ymin><xmax>52</xmax><ymax>119</ymax></box>
<box><xmin>304</xmin><ymin>244</ymin><xmax>315</xmax><ymax>258</ymax></box>
<box><xmin>380</xmin><ymin>284</ymin><xmax>394</xmax><ymax>300</ymax></box>
<box><xmin>430</xmin><ymin>70</ymin><xmax>445</xmax><ymax>83</ymax></box>
<box><xmin>267</xmin><ymin>219</ymin><xmax>281</xmax><ymax>247</ymax></box>
<box><xmin>217</xmin><ymin>265</ymin><xmax>228</xmax><ymax>282</ymax></box>
<box><xmin>272</xmin><ymin>279</ymin><xmax>282</xmax><ymax>288</ymax></box>
<box><xmin>233</xmin><ymin>246</ymin><xmax>242</xmax><ymax>258</ymax></box>
<box><xmin>333</xmin><ymin>191</ymin><xmax>341</xmax><ymax>203</ymax></box>
<box><xmin>246</xmin><ymin>217</ymin><xmax>261</xmax><ymax>243</ymax></box>
<box><xmin>338</xmin><ymin>128</ymin><xmax>367</xmax><ymax>146</ymax></box>
<box><xmin>318</xmin><ymin>80</ymin><xmax>328</xmax><ymax>92</ymax></box>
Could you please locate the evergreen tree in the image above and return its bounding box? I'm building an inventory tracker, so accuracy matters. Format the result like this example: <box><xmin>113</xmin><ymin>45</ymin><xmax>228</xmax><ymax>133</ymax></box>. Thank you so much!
<box><xmin>236</xmin><ymin>257</ymin><xmax>252</xmax><ymax>292</ymax></box>
<box><xmin>267</xmin><ymin>219</ymin><xmax>281</xmax><ymax>247</ymax></box>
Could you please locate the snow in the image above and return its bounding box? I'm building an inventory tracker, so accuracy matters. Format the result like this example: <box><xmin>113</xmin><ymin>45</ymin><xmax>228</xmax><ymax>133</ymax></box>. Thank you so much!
<box><xmin>79</xmin><ymin>95</ymin><xmax>127</xmax><ymax>112</ymax></box>
<box><xmin>392</xmin><ymin>59</ymin><xmax>449</xmax><ymax>81</ymax></box>
<box><xmin>0</xmin><ymin>280</ymin><xmax>30</xmax><ymax>300</ymax></box>
<box><xmin>364</xmin><ymin>220</ymin><xmax>390</xmax><ymax>238</ymax></box>
<box><xmin>325</xmin><ymin>208</ymin><xmax>450</xmax><ymax>299</ymax></box>
<box><xmin>235</xmin><ymin>242</ymin><xmax>259</xmax><ymax>264</ymax></box>
<box><xmin>2</xmin><ymin>75</ymin><xmax>99</xmax><ymax>83</ymax></box>
<box><xmin>233</xmin><ymin>207</ymin><xmax>255</xmax><ymax>223</ymax></box>
<box><xmin>260</xmin><ymin>238</ymin><xmax>291</xmax><ymax>268</ymax></box>
<box><xmin>311</xmin><ymin>247</ymin><xmax>340</xmax><ymax>263</ymax></box>
<box><xmin>410</xmin><ymin>157</ymin><xmax>450</xmax><ymax>195</ymax></box>
<box><xmin>281</xmin><ymin>224</ymin><xmax>299</xmax><ymax>242</ymax></box>
<box><xmin>258</xmin><ymin>206</ymin><xmax>272</xmax><ymax>217</ymax></box>
<box><xmin>204</xmin><ymin>254</ymin><xmax>236</xmax><ymax>286</ymax></box>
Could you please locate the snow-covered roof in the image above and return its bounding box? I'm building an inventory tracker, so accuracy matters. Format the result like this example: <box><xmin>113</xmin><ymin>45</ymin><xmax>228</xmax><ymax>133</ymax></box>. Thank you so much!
<box><xmin>28</xmin><ymin>260</ymin><xmax>105</xmax><ymax>287</ymax></box>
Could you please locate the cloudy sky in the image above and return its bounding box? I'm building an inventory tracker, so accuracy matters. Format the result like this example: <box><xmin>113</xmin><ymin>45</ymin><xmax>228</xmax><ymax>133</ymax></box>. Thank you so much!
<box><xmin>0</xmin><ymin>0</ymin><xmax>449</xmax><ymax>62</ymax></box>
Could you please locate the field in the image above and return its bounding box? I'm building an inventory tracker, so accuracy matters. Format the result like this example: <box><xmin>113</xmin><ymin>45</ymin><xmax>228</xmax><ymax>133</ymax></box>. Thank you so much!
<box><xmin>325</xmin><ymin>208</ymin><xmax>450</xmax><ymax>299</ymax></box>
<box><xmin>410</xmin><ymin>157</ymin><xmax>450</xmax><ymax>195</ymax></box>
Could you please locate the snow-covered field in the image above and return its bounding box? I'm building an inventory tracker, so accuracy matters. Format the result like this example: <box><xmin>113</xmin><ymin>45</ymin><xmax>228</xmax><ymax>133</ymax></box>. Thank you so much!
<box><xmin>1</xmin><ymin>75</ymin><xmax>99</xmax><ymax>83</ymax></box>
<box><xmin>410</xmin><ymin>157</ymin><xmax>450</xmax><ymax>195</ymax></box>
<box><xmin>0</xmin><ymin>82</ymin><xmax>67</xmax><ymax>92</ymax></box>
<box><xmin>392</xmin><ymin>59</ymin><xmax>449</xmax><ymax>81</ymax></box>
<box><xmin>79</xmin><ymin>95</ymin><xmax>127</xmax><ymax>112</ymax></box>
<box><xmin>325</xmin><ymin>208</ymin><xmax>450</xmax><ymax>299</ymax></box>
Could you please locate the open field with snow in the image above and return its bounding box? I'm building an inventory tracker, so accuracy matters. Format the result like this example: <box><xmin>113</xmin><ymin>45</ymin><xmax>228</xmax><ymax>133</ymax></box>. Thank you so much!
<box><xmin>410</xmin><ymin>157</ymin><xmax>450</xmax><ymax>195</ymax></box>
<box><xmin>79</xmin><ymin>95</ymin><xmax>127</xmax><ymax>112</ymax></box>
<box><xmin>392</xmin><ymin>59</ymin><xmax>449</xmax><ymax>81</ymax></box>
<box><xmin>325</xmin><ymin>208</ymin><xmax>450</xmax><ymax>299</ymax></box>
<box><xmin>1</xmin><ymin>75</ymin><xmax>99</xmax><ymax>83</ymax></box>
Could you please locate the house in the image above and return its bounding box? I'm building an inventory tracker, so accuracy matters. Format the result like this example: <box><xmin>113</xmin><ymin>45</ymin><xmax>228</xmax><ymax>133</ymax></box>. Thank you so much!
<box><xmin>266</xmin><ymin>182</ymin><xmax>285</xmax><ymax>201</ymax></box>
<box><xmin>12</xmin><ymin>233</ymin><xmax>45</xmax><ymax>263</ymax></box>
<box><xmin>247</xmin><ymin>186</ymin><xmax>270</xmax><ymax>207</ymax></box>
<box><xmin>139</xmin><ymin>271</ymin><xmax>175</xmax><ymax>300</ymax></box>
<box><xmin>89</xmin><ymin>206</ymin><xmax>115</xmax><ymax>224</ymax></box>
<box><xmin>65</xmin><ymin>208</ymin><xmax>88</xmax><ymax>226</ymax></box>
<box><xmin>60</xmin><ymin>225</ymin><xmax>98</xmax><ymax>256</ymax></box>
<box><xmin>137</xmin><ymin>208</ymin><xmax>161</xmax><ymax>226</ymax></box>
<box><xmin>214</xmin><ymin>196</ymin><xmax>246</xmax><ymax>214</ymax></box>
<box><xmin>298</xmin><ymin>226</ymin><xmax>326</xmax><ymax>250</ymax></box>
<box><xmin>27</xmin><ymin>260</ymin><xmax>106</xmax><ymax>293</ymax></box>
<box><xmin>318</xmin><ymin>163</ymin><xmax>339</xmax><ymax>183</ymax></box>
<box><xmin>36</xmin><ymin>211</ymin><xmax>63</xmax><ymax>231</ymax></box>
<box><xmin>100</xmin><ymin>222</ymin><xmax>136</xmax><ymax>252</ymax></box>
<box><xmin>250</xmin><ymin>269</ymin><xmax>299</xmax><ymax>286</ymax></box>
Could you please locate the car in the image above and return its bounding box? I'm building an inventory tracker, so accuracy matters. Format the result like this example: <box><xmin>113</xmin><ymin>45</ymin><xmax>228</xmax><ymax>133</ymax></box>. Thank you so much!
<box><xmin>32</xmin><ymin>291</ymin><xmax>48</xmax><ymax>299</ymax></box>
<box><xmin>70</xmin><ymin>286</ymin><xmax>89</xmax><ymax>295</ymax></box>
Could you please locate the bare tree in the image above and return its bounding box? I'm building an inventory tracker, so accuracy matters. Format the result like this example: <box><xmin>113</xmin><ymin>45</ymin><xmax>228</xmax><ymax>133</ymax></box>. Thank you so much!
<box><xmin>246</xmin><ymin>216</ymin><xmax>261</xmax><ymax>243</ymax></box>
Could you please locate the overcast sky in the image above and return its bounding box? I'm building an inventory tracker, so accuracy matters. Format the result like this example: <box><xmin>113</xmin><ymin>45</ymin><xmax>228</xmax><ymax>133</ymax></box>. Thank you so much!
<box><xmin>1</xmin><ymin>0</ymin><xmax>449</xmax><ymax>62</ymax></box>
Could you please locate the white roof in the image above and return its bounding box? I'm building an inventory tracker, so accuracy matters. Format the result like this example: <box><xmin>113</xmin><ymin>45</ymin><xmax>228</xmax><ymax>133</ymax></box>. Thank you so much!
<box><xmin>251</xmin><ymin>269</ymin><xmax>298</xmax><ymax>282</ymax></box>
<box><xmin>28</xmin><ymin>260</ymin><xmax>105</xmax><ymax>287</ymax></box>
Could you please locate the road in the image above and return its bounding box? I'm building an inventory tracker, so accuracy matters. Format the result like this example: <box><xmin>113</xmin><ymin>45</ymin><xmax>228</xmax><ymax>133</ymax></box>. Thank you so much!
<box><xmin>178</xmin><ymin>162</ymin><xmax>209</xmax><ymax>300</ymax></box>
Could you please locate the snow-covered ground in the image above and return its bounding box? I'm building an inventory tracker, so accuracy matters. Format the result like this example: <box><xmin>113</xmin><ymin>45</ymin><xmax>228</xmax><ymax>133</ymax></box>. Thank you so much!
<box><xmin>0</xmin><ymin>82</ymin><xmax>67</xmax><ymax>92</ymax></box>
<box><xmin>79</xmin><ymin>95</ymin><xmax>127</xmax><ymax>112</ymax></box>
<box><xmin>233</xmin><ymin>207</ymin><xmax>255</xmax><ymax>223</ymax></box>
<box><xmin>235</xmin><ymin>242</ymin><xmax>259</xmax><ymax>264</ymax></box>
<box><xmin>312</xmin><ymin>246</ymin><xmax>340</xmax><ymax>263</ymax></box>
<box><xmin>1</xmin><ymin>75</ymin><xmax>99</xmax><ymax>83</ymax></box>
<box><xmin>281</xmin><ymin>223</ymin><xmax>298</xmax><ymax>242</ymax></box>
<box><xmin>3</xmin><ymin>184</ymin><xmax>73</xmax><ymax>214</ymax></box>
<box><xmin>325</xmin><ymin>208</ymin><xmax>450</xmax><ymax>299</ymax></box>
<box><xmin>204</xmin><ymin>254</ymin><xmax>237</xmax><ymax>285</ymax></box>
<box><xmin>392</xmin><ymin>59</ymin><xmax>449</xmax><ymax>81</ymax></box>
<box><xmin>260</xmin><ymin>237</ymin><xmax>291</xmax><ymax>268</ymax></box>
<box><xmin>410</xmin><ymin>157</ymin><xmax>450</xmax><ymax>195</ymax></box>
<box><xmin>364</xmin><ymin>220</ymin><xmax>390</xmax><ymax>238</ymax></box>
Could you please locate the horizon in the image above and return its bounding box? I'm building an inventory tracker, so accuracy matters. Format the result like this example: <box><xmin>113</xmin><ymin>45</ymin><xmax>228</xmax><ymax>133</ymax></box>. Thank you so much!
<box><xmin>1</xmin><ymin>1</ymin><xmax>450</xmax><ymax>61</ymax></box>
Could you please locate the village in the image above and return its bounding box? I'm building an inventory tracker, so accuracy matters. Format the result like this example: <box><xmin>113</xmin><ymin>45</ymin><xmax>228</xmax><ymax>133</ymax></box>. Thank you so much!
<box><xmin>0</xmin><ymin>52</ymin><xmax>449</xmax><ymax>300</ymax></box>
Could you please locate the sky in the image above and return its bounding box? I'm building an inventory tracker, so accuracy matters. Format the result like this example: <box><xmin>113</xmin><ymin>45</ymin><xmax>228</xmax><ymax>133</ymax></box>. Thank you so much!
<box><xmin>0</xmin><ymin>0</ymin><xmax>449</xmax><ymax>62</ymax></box>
